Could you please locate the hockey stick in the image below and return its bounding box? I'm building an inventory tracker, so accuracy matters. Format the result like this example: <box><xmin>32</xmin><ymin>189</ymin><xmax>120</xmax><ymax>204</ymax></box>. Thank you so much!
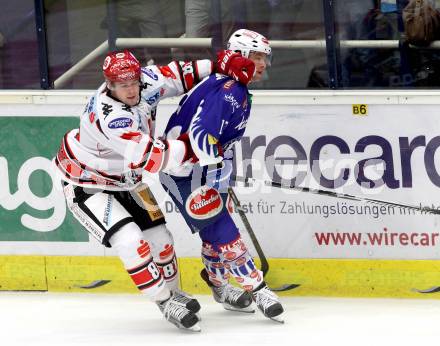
<box><xmin>232</xmin><ymin>175</ymin><xmax>440</xmax><ymax>216</ymax></box>
<box><xmin>74</xmin><ymin>280</ymin><xmax>112</xmax><ymax>289</ymax></box>
<box><xmin>412</xmin><ymin>286</ymin><xmax>440</xmax><ymax>294</ymax></box>
<box><xmin>228</xmin><ymin>187</ymin><xmax>269</xmax><ymax>275</ymax></box>
<box><xmin>228</xmin><ymin>187</ymin><xmax>300</xmax><ymax>292</ymax></box>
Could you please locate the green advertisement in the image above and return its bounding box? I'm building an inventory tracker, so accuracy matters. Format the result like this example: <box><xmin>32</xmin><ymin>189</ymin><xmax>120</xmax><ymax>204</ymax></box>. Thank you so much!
<box><xmin>0</xmin><ymin>117</ymin><xmax>88</xmax><ymax>242</ymax></box>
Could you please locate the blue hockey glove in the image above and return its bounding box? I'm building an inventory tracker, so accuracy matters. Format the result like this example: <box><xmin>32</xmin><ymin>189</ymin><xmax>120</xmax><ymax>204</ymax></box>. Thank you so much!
<box><xmin>205</xmin><ymin>159</ymin><xmax>233</xmax><ymax>192</ymax></box>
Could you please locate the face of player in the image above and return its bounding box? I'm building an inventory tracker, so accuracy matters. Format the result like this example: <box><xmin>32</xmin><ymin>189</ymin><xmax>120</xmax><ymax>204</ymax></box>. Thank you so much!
<box><xmin>110</xmin><ymin>79</ymin><xmax>140</xmax><ymax>106</ymax></box>
<box><xmin>248</xmin><ymin>51</ymin><xmax>269</xmax><ymax>82</ymax></box>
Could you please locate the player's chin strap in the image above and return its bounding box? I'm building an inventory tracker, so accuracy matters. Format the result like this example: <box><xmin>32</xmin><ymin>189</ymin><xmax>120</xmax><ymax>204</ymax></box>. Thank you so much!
<box><xmin>231</xmin><ymin>175</ymin><xmax>440</xmax><ymax>216</ymax></box>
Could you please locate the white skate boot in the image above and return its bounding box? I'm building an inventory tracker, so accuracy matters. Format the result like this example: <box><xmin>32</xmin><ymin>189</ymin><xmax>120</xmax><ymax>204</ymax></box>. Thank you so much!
<box><xmin>157</xmin><ymin>292</ymin><xmax>201</xmax><ymax>332</ymax></box>
<box><xmin>252</xmin><ymin>283</ymin><xmax>285</xmax><ymax>323</ymax></box>
<box><xmin>171</xmin><ymin>289</ymin><xmax>201</xmax><ymax>313</ymax></box>
<box><xmin>201</xmin><ymin>269</ymin><xmax>255</xmax><ymax>313</ymax></box>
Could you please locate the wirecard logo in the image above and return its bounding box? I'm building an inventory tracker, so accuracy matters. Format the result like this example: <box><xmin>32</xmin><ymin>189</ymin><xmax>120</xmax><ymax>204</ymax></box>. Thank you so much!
<box><xmin>237</xmin><ymin>134</ymin><xmax>440</xmax><ymax>190</ymax></box>
<box><xmin>108</xmin><ymin>117</ymin><xmax>133</xmax><ymax>129</ymax></box>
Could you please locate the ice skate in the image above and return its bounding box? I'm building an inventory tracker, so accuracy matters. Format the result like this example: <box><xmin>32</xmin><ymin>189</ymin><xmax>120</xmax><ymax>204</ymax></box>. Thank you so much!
<box><xmin>201</xmin><ymin>269</ymin><xmax>255</xmax><ymax>313</ymax></box>
<box><xmin>252</xmin><ymin>283</ymin><xmax>285</xmax><ymax>323</ymax></box>
<box><xmin>157</xmin><ymin>292</ymin><xmax>201</xmax><ymax>332</ymax></box>
<box><xmin>171</xmin><ymin>289</ymin><xmax>201</xmax><ymax>313</ymax></box>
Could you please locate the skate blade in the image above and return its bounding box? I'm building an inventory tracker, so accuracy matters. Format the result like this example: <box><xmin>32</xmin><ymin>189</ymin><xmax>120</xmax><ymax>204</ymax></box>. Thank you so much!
<box><xmin>187</xmin><ymin>323</ymin><xmax>202</xmax><ymax>332</ymax></box>
<box><xmin>223</xmin><ymin>304</ymin><xmax>255</xmax><ymax>313</ymax></box>
<box><xmin>268</xmin><ymin>314</ymin><xmax>285</xmax><ymax>324</ymax></box>
<box><xmin>178</xmin><ymin>322</ymin><xmax>201</xmax><ymax>332</ymax></box>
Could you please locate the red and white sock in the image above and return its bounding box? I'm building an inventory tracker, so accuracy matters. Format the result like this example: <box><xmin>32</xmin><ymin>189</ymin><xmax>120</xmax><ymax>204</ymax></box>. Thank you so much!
<box><xmin>109</xmin><ymin>223</ymin><xmax>170</xmax><ymax>301</ymax></box>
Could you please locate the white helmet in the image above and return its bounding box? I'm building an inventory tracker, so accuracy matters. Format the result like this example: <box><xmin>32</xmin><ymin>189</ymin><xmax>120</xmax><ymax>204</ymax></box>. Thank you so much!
<box><xmin>227</xmin><ymin>29</ymin><xmax>272</xmax><ymax>59</ymax></box>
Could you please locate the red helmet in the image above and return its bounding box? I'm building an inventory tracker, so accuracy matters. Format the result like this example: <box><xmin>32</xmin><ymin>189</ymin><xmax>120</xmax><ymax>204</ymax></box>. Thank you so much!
<box><xmin>102</xmin><ymin>50</ymin><xmax>141</xmax><ymax>82</ymax></box>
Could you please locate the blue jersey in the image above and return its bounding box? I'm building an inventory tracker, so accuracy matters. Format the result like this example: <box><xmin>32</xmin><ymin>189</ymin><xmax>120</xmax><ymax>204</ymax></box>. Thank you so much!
<box><xmin>164</xmin><ymin>74</ymin><xmax>251</xmax><ymax>175</ymax></box>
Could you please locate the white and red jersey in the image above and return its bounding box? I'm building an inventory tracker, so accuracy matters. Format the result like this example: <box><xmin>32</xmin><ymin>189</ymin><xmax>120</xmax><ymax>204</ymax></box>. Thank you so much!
<box><xmin>54</xmin><ymin>60</ymin><xmax>214</xmax><ymax>190</ymax></box>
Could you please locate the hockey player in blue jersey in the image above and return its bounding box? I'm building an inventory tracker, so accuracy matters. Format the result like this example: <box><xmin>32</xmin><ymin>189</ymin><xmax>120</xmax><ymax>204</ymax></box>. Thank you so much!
<box><xmin>160</xmin><ymin>29</ymin><xmax>284</xmax><ymax>322</ymax></box>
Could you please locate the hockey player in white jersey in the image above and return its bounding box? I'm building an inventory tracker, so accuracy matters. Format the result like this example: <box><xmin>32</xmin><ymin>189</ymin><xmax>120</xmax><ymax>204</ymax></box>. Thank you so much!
<box><xmin>53</xmin><ymin>49</ymin><xmax>255</xmax><ymax>331</ymax></box>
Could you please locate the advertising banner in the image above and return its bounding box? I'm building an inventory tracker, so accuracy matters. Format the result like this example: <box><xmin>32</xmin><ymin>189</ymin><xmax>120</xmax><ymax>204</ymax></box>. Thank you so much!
<box><xmin>0</xmin><ymin>117</ymin><xmax>100</xmax><ymax>255</ymax></box>
<box><xmin>253</xmin><ymin>104</ymin><xmax>440</xmax><ymax>259</ymax></box>
<box><xmin>2</xmin><ymin>103</ymin><xmax>440</xmax><ymax>259</ymax></box>
<box><xmin>156</xmin><ymin>103</ymin><xmax>440</xmax><ymax>260</ymax></box>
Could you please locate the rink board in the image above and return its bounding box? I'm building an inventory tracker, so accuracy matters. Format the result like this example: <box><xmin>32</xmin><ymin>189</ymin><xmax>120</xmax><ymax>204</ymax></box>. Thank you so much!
<box><xmin>2</xmin><ymin>92</ymin><xmax>440</xmax><ymax>259</ymax></box>
<box><xmin>2</xmin><ymin>255</ymin><xmax>440</xmax><ymax>298</ymax></box>
<box><xmin>2</xmin><ymin>91</ymin><xmax>440</xmax><ymax>297</ymax></box>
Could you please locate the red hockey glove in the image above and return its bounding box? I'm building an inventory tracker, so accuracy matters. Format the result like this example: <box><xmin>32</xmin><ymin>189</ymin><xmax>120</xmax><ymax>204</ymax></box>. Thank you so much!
<box><xmin>142</xmin><ymin>134</ymin><xmax>199</xmax><ymax>174</ymax></box>
<box><xmin>143</xmin><ymin>138</ymin><xmax>168</xmax><ymax>173</ymax></box>
<box><xmin>176</xmin><ymin>133</ymin><xmax>197</xmax><ymax>163</ymax></box>
<box><xmin>216</xmin><ymin>50</ymin><xmax>256</xmax><ymax>85</ymax></box>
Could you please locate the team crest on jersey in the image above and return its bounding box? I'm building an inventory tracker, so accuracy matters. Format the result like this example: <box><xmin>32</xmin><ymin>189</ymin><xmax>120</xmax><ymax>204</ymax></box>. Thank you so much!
<box><xmin>185</xmin><ymin>186</ymin><xmax>223</xmax><ymax>220</ymax></box>
<box><xmin>108</xmin><ymin>117</ymin><xmax>133</xmax><ymax>129</ymax></box>
<box><xmin>142</xmin><ymin>67</ymin><xmax>158</xmax><ymax>81</ymax></box>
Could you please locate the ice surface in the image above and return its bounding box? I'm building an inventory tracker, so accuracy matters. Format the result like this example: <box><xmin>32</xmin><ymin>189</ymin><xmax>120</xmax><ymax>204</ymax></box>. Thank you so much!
<box><xmin>1</xmin><ymin>293</ymin><xmax>440</xmax><ymax>346</ymax></box>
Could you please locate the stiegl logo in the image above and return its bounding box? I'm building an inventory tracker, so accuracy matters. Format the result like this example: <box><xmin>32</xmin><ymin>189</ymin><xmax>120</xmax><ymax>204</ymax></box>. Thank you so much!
<box><xmin>185</xmin><ymin>187</ymin><xmax>223</xmax><ymax>220</ymax></box>
<box><xmin>0</xmin><ymin>156</ymin><xmax>66</xmax><ymax>232</ymax></box>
